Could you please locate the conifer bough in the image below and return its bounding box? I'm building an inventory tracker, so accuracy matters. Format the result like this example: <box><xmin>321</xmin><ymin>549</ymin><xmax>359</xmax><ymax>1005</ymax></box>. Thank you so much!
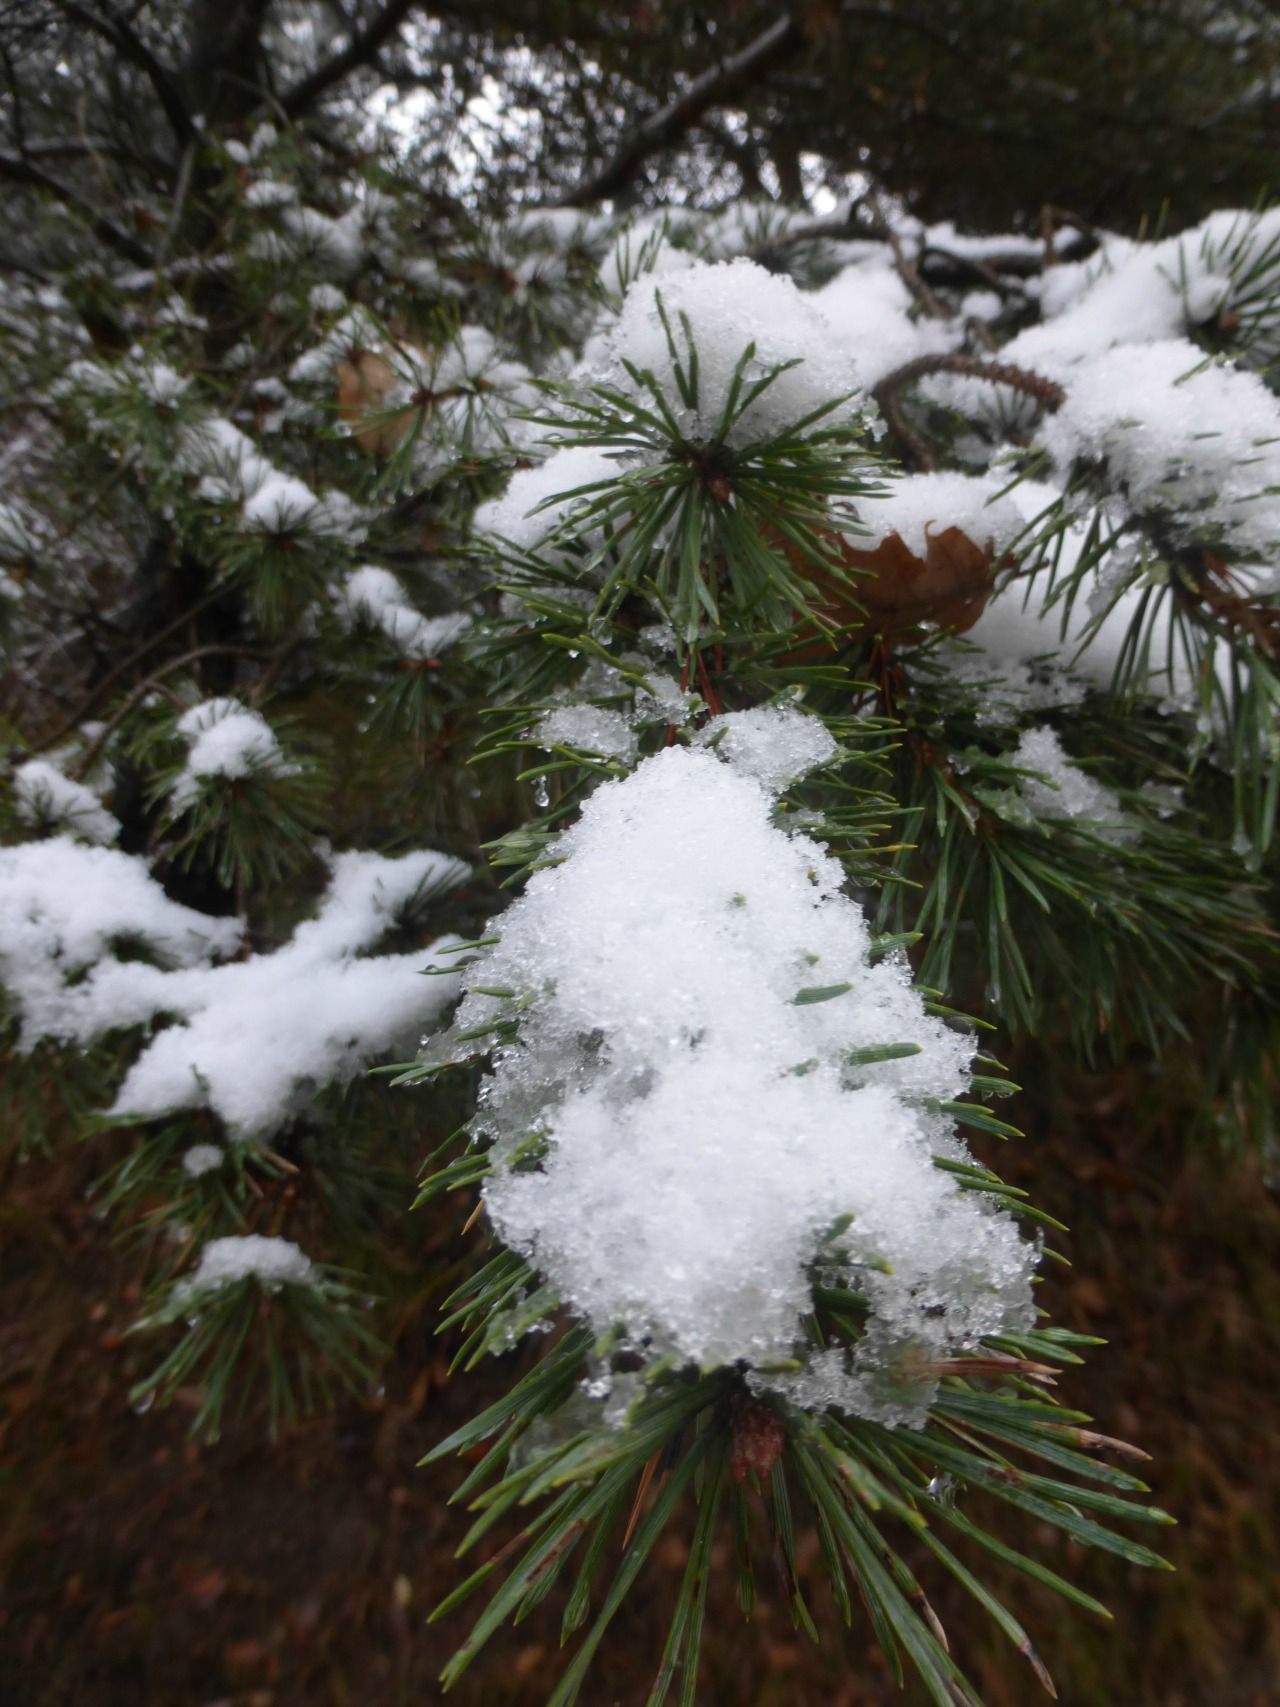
<box><xmin>4</xmin><ymin>48</ymin><xmax>1280</xmax><ymax>1699</ymax></box>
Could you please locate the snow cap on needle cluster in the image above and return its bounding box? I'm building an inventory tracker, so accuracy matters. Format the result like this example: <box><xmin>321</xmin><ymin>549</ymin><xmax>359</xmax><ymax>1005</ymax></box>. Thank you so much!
<box><xmin>458</xmin><ymin>707</ymin><xmax>1037</xmax><ymax>1427</ymax></box>
<box><xmin>607</xmin><ymin>258</ymin><xmax>865</xmax><ymax>447</ymax></box>
<box><xmin>174</xmin><ymin>1234</ymin><xmax>315</xmax><ymax>1304</ymax></box>
<box><xmin>170</xmin><ymin>698</ymin><xmax>297</xmax><ymax>810</ymax></box>
<box><xmin>14</xmin><ymin>757</ymin><xmax>119</xmax><ymax>845</ymax></box>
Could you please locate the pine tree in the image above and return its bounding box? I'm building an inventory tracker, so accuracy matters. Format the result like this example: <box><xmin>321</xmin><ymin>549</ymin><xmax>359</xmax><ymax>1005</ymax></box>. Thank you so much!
<box><xmin>3</xmin><ymin>5</ymin><xmax>1279</xmax><ymax>1704</ymax></box>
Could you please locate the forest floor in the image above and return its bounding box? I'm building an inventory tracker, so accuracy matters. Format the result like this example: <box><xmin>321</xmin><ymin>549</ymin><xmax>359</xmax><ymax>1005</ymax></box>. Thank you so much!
<box><xmin>3</xmin><ymin>1049</ymin><xmax>1279</xmax><ymax>1707</ymax></box>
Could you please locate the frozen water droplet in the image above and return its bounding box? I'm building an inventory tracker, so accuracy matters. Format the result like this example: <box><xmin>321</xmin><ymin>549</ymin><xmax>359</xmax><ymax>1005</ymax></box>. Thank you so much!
<box><xmin>533</xmin><ymin>775</ymin><xmax>549</xmax><ymax>808</ymax></box>
<box><xmin>927</xmin><ymin>1474</ymin><xmax>958</xmax><ymax>1507</ymax></box>
<box><xmin>567</xmin><ymin>648</ymin><xmax>580</xmax><ymax>659</ymax></box>
<box><xmin>132</xmin><ymin>1391</ymin><xmax>155</xmax><ymax>1416</ymax></box>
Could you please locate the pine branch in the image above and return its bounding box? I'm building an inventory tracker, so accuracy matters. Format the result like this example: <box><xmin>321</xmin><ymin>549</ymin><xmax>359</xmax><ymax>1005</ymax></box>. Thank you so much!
<box><xmin>0</xmin><ymin>150</ymin><xmax>149</xmax><ymax>262</ymax></box>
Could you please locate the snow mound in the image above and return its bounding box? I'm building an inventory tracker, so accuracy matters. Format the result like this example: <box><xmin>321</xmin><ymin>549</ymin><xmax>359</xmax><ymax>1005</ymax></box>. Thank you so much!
<box><xmin>14</xmin><ymin>758</ymin><xmax>119</xmax><ymax>844</ymax></box>
<box><xmin>453</xmin><ymin>726</ymin><xmax>1036</xmax><ymax>1426</ymax></box>
<box><xmin>170</xmin><ymin>699</ymin><xmax>297</xmax><ymax>810</ymax></box>
<box><xmin>608</xmin><ymin>258</ymin><xmax>865</xmax><ymax>447</ymax></box>
<box><xmin>175</xmin><ymin>1235</ymin><xmax>315</xmax><ymax>1301</ymax></box>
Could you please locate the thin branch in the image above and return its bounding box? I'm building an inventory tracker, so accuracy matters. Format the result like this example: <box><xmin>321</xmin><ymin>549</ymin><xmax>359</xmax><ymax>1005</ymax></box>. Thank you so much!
<box><xmin>0</xmin><ymin>151</ymin><xmax>149</xmax><ymax>261</ymax></box>
<box><xmin>556</xmin><ymin>12</ymin><xmax>805</xmax><ymax>208</ymax></box>
<box><xmin>279</xmin><ymin>0</ymin><xmax>420</xmax><ymax>119</ymax></box>
<box><xmin>31</xmin><ymin>586</ymin><xmax>228</xmax><ymax>755</ymax></box>
<box><xmin>872</xmin><ymin>354</ymin><xmax>1065</xmax><ymax>470</ymax></box>
<box><xmin>70</xmin><ymin>642</ymin><xmax>278</xmax><ymax>781</ymax></box>
<box><xmin>864</xmin><ymin>188</ymin><xmax>953</xmax><ymax>322</ymax></box>
<box><xmin>52</xmin><ymin>0</ymin><xmax>196</xmax><ymax>148</ymax></box>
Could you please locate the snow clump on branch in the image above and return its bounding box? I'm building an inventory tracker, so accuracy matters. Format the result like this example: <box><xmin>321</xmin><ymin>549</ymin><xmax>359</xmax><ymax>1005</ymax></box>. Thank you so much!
<box><xmin>451</xmin><ymin>708</ymin><xmax>1038</xmax><ymax>1428</ymax></box>
<box><xmin>606</xmin><ymin>257</ymin><xmax>866</xmax><ymax>446</ymax></box>
<box><xmin>174</xmin><ymin>1234</ymin><xmax>315</xmax><ymax>1302</ymax></box>
<box><xmin>170</xmin><ymin>698</ymin><xmax>298</xmax><ymax>810</ymax></box>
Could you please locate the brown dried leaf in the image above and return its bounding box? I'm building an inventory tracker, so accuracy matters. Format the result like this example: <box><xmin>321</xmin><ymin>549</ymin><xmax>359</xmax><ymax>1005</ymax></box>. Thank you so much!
<box><xmin>335</xmin><ymin>351</ymin><xmax>418</xmax><ymax>456</ymax></box>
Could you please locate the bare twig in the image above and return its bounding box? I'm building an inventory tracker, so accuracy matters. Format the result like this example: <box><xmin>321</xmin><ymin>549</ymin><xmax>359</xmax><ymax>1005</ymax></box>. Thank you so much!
<box><xmin>872</xmin><ymin>353</ymin><xmax>1065</xmax><ymax>470</ymax></box>
<box><xmin>556</xmin><ymin>13</ymin><xmax>804</xmax><ymax>208</ymax></box>
<box><xmin>863</xmin><ymin>188</ymin><xmax>952</xmax><ymax>322</ymax></box>
<box><xmin>279</xmin><ymin>0</ymin><xmax>420</xmax><ymax>119</ymax></box>
<box><xmin>70</xmin><ymin>642</ymin><xmax>277</xmax><ymax>780</ymax></box>
<box><xmin>53</xmin><ymin>0</ymin><xmax>196</xmax><ymax>148</ymax></box>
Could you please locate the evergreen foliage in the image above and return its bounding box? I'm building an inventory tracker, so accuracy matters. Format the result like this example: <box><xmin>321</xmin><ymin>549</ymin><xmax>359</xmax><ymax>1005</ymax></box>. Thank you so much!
<box><xmin>2</xmin><ymin>4</ymin><xmax>1278</xmax><ymax>1703</ymax></box>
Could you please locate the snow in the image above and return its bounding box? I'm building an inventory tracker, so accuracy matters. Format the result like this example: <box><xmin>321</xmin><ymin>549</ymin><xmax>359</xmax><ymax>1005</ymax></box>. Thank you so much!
<box><xmin>939</xmin><ymin>480</ymin><xmax>1225</xmax><ymax>712</ymax></box>
<box><xmin>1005</xmin><ymin>207</ymin><xmax>1280</xmax><ymax>371</ymax></box>
<box><xmin>243</xmin><ymin>177</ymin><xmax>297</xmax><ymax>209</ymax></box>
<box><xmin>240</xmin><ymin>470</ymin><xmax>321</xmax><ymax>534</ymax></box>
<box><xmin>179</xmin><ymin>416</ymin><xmax>276</xmax><ymax>503</ymax></box>
<box><xmin>181</xmin><ymin>1143</ymin><xmax>225</xmax><ymax>1178</ymax></box>
<box><xmin>607</xmin><ymin>258</ymin><xmax>865</xmax><ymax>446</ymax></box>
<box><xmin>1038</xmin><ymin>339</ymin><xmax>1280</xmax><ymax>563</ymax></box>
<box><xmin>14</xmin><ymin>758</ymin><xmax>119</xmax><ymax>844</ymax></box>
<box><xmin>63</xmin><ymin>352</ymin><xmax>188</xmax><ymax>409</ymax></box>
<box><xmin>598</xmin><ymin>228</ymin><xmax>697</xmax><ymax>301</ymax></box>
<box><xmin>693</xmin><ymin>704</ymin><xmax>837</xmax><ymax>791</ymax></box>
<box><xmin>1008</xmin><ymin>726</ymin><xmax>1126</xmax><ymax>825</ymax></box>
<box><xmin>447</xmin><ymin>739</ymin><xmax>1036</xmax><ymax>1427</ymax></box>
<box><xmin>852</xmin><ymin>471</ymin><xmax>1026</xmax><ymax>558</ymax></box>
<box><xmin>178</xmin><ymin>418</ymin><xmax>365</xmax><ymax>546</ymax></box>
<box><xmin>92</xmin><ymin>849</ymin><xmax>468</xmax><ymax>1135</ymax></box>
<box><xmin>249</xmin><ymin>204</ymin><xmax>366</xmax><ymax>279</ymax></box>
<box><xmin>471</xmin><ymin>444</ymin><xmax>628</xmax><ymax>554</ymax></box>
<box><xmin>535</xmin><ymin>704</ymin><xmax>636</xmax><ymax>761</ymax></box>
<box><xmin>812</xmin><ymin>260</ymin><xmax>960</xmax><ymax>389</ymax></box>
<box><xmin>170</xmin><ymin>699</ymin><xmax>296</xmax><ymax>810</ymax></box>
<box><xmin>288</xmin><ymin>307</ymin><xmax>385</xmax><ymax>386</ymax></box>
<box><xmin>2</xmin><ymin>843</ymin><xmax>468</xmax><ymax>1136</ymax></box>
<box><xmin>308</xmin><ymin>282</ymin><xmax>347</xmax><ymax>314</ymax></box>
<box><xmin>333</xmin><ymin>566</ymin><xmax>470</xmax><ymax>659</ymax></box>
<box><xmin>174</xmin><ymin>1234</ymin><xmax>315</xmax><ymax>1301</ymax></box>
<box><xmin>0</xmin><ymin>837</ymin><xmax>242</xmax><ymax>1047</ymax></box>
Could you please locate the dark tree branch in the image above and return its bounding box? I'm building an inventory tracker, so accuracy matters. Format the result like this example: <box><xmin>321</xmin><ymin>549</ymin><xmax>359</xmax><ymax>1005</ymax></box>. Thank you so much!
<box><xmin>0</xmin><ymin>151</ymin><xmax>149</xmax><ymax>261</ymax></box>
<box><xmin>872</xmin><ymin>354</ymin><xmax>1065</xmax><ymax>470</ymax></box>
<box><xmin>556</xmin><ymin>12</ymin><xmax>805</xmax><ymax>208</ymax></box>
<box><xmin>279</xmin><ymin>0</ymin><xmax>420</xmax><ymax>118</ymax></box>
<box><xmin>52</xmin><ymin>0</ymin><xmax>196</xmax><ymax>147</ymax></box>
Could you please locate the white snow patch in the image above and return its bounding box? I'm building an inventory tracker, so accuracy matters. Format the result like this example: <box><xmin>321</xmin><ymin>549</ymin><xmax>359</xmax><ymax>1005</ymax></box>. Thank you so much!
<box><xmin>853</xmin><ymin>472</ymin><xmax>1026</xmax><ymax>558</ymax></box>
<box><xmin>181</xmin><ymin>1143</ymin><xmax>225</xmax><ymax>1178</ymax></box>
<box><xmin>1008</xmin><ymin>726</ymin><xmax>1126</xmax><ymax>826</ymax></box>
<box><xmin>695</xmin><ymin>705</ymin><xmax>837</xmax><ymax>791</ymax></box>
<box><xmin>175</xmin><ymin>1234</ymin><xmax>314</xmax><ymax>1301</ymax></box>
<box><xmin>451</xmin><ymin>746</ymin><xmax>1036</xmax><ymax>1427</ymax></box>
<box><xmin>813</xmin><ymin>260</ymin><xmax>960</xmax><ymax>390</ymax></box>
<box><xmin>608</xmin><ymin>258</ymin><xmax>865</xmax><ymax>446</ymax></box>
<box><xmin>472</xmin><ymin>444</ymin><xmax>628</xmax><ymax>554</ymax></box>
<box><xmin>240</xmin><ymin>470</ymin><xmax>321</xmax><ymax>534</ymax></box>
<box><xmin>0</xmin><ymin>838</ymin><xmax>242</xmax><ymax>1046</ymax></box>
<box><xmin>334</xmin><ymin>566</ymin><xmax>470</xmax><ymax>659</ymax></box>
<box><xmin>535</xmin><ymin>704</ymin><xmax>636</xmax><ymax>761</ymax></box>
<box><xmin>170</xmin><ymin>699</ymin><xmax>296</xmax><ymax>810</ymax></box>
<box><xmin>14</xmin><ymin>759</ymin><xmax>119</xmax><ymax>844</ymax></box>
